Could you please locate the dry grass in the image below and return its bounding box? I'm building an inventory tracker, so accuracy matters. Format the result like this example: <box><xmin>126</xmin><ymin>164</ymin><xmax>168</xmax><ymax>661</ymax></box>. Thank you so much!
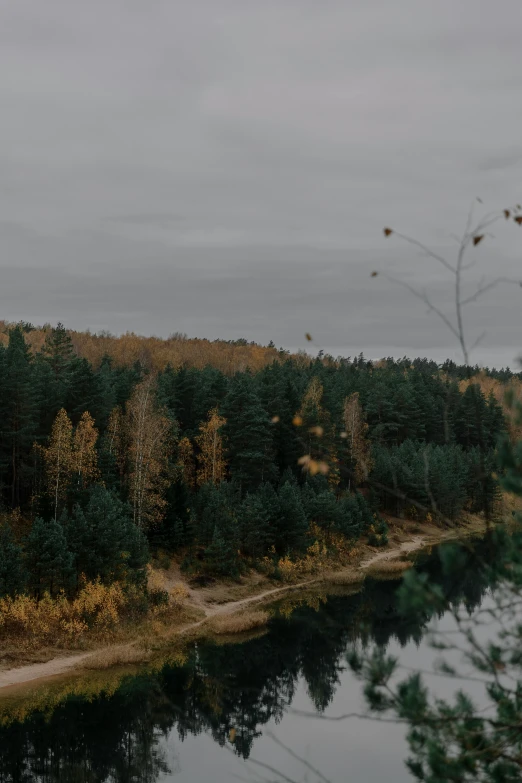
<box><xmin>82</xmin><ymin>645</ymin><xmax>152</xmax><ymax>670</ymax></box>
<box><xmin>209</xmin><ymin>610</ymin><xmax>270</xmax><ymax>635</ymax></box>
<box><xmin>322</xmin><ymin>570</ymin><xmax>365</xmax><ymax>586</ymax></box>
<box><xmin>366</xmin><ymin>559</ymin><xmax>414</xmax><ymax>578</ymax></box>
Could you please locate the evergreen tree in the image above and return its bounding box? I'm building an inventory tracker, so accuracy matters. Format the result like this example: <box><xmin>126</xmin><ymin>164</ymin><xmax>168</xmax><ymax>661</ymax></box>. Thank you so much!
<box><xmin>25</xmin><ymin>516</ymin><xmax>72</xmax><ymax>598</ymax></box>
<box><xmin>222</xmin><ymin>375</ymin><xmax>276</xmax><ymax>492</ymax></box>
<box><xmin>0</xmin><ymin>326</ymin><xmax>37</xmax><ymax>508</ymax></box>
<box><xmin>0</xmin><ymin>522</ymin><xmax>27</xmax><ymax>597</ymax></box>
<box><xmin>274</xmin><ymin>481</ymin><xmax>308</xmax><ymax>553</ymax></box>
<box><xmin>37</xmin><ymin>323</ymin><xmax>76</xmax><ymax>426</ymax></box>
<box><xmin>238</xmin><ymin>491</ymin><xmax>273</xmax><ymax>558</ymax></box>
<box><xmin>66</xmin><ymin>485</ymin><xmax>148</xmax><ymax>589</ymax></box>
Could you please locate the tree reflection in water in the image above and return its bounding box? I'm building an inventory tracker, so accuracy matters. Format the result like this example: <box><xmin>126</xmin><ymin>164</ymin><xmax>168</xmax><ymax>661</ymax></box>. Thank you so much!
<box><xmin>0</xmin><ymin>541</ymin><xmax>494</xmax><ymax>783</ymax></box>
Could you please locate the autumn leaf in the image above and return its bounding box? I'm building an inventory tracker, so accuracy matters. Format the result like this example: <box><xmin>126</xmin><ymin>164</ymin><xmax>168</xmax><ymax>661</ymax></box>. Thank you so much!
<box><xmin>473</xmin><ymin>235</ymin><xmax>484</xmax><ymax>246</ymax></box>
<box><xmin>383</xmin><ymin>227</ymin><xmax>393</xmax><ymax>237</ymax></box>
<box><xmin>504</xmin><ymin>209</ymin><xmax>510</xmax><ymax>219</ymax></box>
<box><xmin>515</xmin><ymin>216</ymin><xmax>522</xmax><ymax>225</ymax></box>
<box><xmin>229</xmin><ymin>728</ymin><xmax>236</xmax><ymax>742</ymax></box>
<box><xmin>292</xmin><ymin>415</ymin><xmax>303</xmax><ymax>427</ymax></box>
<box><xmin>305</xmin><ymin>332</ymin><xmax>312</xmax><ymax>341</ymax></box>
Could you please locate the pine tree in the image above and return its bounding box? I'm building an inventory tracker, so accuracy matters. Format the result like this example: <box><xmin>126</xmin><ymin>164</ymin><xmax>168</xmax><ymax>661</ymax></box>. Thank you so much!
<box><xmin>0</xmin><ymin>326</ymin><xmax>38</xmax><ymax>508</ymax></box>
<box><xmin>222</xmin><ymin>375</ymin><xmax>276</xmax><ymax>492</ymax></box>
<box><xmin>0</xmin><ymin>522</ymin><xmax>27</xmax><ymax>597</ymax></box>
<box><xmin>38</xmin><ymin>322</ymin><xmax>76</xmax><ymax>425</ymax></box>
<box><xmin>195</xmin><ymin>408</ymin><xmax>226</xmax><ymax>486</ymax></box>
<box><xmin>66</xmin><ymin>485</ymin><xmax>148</xmax><ymax>588</ymax></box>
<box><xmin>274</xmin><ymin>481</ymin><xmax>308</xmax><ymax>554</ymax></box>
<box><xmin>205</xmin><ymin>525</ymin><xmax>239</xmax><ymax>577</ymax></box>
<box><xmin>25</xmin><ymin>516</ymin><xmax>72</xmax><ymax>598</ymax></box>
<box><xmin>238</xmin><ymin>490</ymin><xmax>273</xmax><ymax>558</ymax></box>
<box><xmin>66</xmin><ymin>357</ymin><xmax>102</xmax><ymax>425</ymax></box>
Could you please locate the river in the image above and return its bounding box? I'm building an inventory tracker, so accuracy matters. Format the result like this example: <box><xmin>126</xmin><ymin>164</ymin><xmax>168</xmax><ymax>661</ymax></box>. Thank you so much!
<box><xmin>0</xmin><ymin>541</ymin><xmax>496</xmax><ymax>782</ymax></box>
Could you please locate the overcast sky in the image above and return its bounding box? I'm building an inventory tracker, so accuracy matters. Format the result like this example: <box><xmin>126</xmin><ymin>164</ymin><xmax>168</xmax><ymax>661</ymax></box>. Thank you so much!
<box><xmin>1</xmin><ymin>0</ymin><xmax>521</xmax><ymax>366</ymax></box>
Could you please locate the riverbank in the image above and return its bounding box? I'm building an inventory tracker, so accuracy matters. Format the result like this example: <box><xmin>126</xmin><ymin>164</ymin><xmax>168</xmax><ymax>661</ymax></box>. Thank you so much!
<box><xmin>0</xmin><ymin>514</ymin><xmax>490</xmax><ymax>694</ymax></box>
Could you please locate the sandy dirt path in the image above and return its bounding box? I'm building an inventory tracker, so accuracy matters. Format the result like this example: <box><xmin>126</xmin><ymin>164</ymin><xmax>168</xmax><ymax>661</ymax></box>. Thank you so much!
<box><xmin>0</xmin><ymin>537</ymin><xmax>427</xmax><ymax>692</ymax></box>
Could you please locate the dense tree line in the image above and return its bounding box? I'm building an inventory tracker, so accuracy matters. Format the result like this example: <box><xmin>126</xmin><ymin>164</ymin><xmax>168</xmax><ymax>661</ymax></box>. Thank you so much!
<box><xmin>0</xmin><ymin>323</ymin><xmax>507</xmax><ymax>595</ymax></box>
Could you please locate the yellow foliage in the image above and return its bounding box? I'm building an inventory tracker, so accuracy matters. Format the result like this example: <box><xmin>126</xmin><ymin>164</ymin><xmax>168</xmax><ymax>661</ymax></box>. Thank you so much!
<box><xmin>273</xmin><ymin>524</ymin><xmax>354</xmax><ymax>582</ymax></box>
<box><xmin>0</xmin><ymin>581</ymin><xmax>131</xmax><ymax>650</ymax></box>
<box><xmin>72</xmin><ymin>411</ymin><xmax>100</xmax><ymax>488</ymax></box>
<box><xmin>195</xmin><ymin>408</ymin><xmax>227</xmax><ymax>486</ymax></box>
<box><xmin>126</xmin><ymin>377</ymin><xmax>172</xmax><ymax>528</ymax></box>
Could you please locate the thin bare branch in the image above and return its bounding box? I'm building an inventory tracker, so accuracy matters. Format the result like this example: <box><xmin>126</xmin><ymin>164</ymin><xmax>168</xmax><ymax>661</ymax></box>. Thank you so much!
<box><xmin>378</xmin><ymin>272</ymin><xmax>460</xmax><ymax>340</ymax></box>
<box><xmin>266</xmin><ymin>731</ymin><xmax>331</xmax><ymax>783</ymax></box>
<box><xmin>390</xmin><ymin>231</ymin><xmax>456</xmax><ymax>273</ymax></box>
<box><xmin>460</xmin><ymin>277</ymin><xmax>522</xmax><ymax>307</ymax></box>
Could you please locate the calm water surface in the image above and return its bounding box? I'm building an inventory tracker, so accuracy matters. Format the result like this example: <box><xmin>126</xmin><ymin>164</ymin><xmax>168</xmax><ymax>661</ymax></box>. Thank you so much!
<box><xmin>0</xmin><ymin>544</ymin><xmax>495</xmax><ymax>782</ymax></box>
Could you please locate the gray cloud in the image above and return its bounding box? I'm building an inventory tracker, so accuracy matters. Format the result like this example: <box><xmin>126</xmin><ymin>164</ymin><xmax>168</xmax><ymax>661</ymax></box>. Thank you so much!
<box><xmin>0</xmin><ymin>0</ymin><xmax>521</xmax><ymax>365</ymax></box>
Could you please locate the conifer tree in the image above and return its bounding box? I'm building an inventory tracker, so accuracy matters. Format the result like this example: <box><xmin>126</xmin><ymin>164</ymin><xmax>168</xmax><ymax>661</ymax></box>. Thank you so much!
<box><xmin>0</xmin><ymin>326</ymin><xmax>37</xmax><ymax>508</ymax></box>
<box><xmin>222</xmin><ymin>375</ymin><xmax>276</xmax><ymax>491</ymax></box>
<box><xmin>238</xmin><ymin>491</ymin><xmax>273</xmax><ymax>558</ymax></box>
<box><xmin>195</xmin><ymin>408</ymin><xmax>226</xmax><ymax>486</ymax></box>
<box><xmin>66</xmin><ymin>485</ymin><xmax>149</xmax><ymax>589</ymax></box>
<box><xmin>25</xmin><ymin>516</ymin><xmax>72</xmax><ymax>598</ymax></box>
<box><xmin>274</xmin><ymin>481</ymin><xmax>308</xmax><ymax>553</ymax></box>
<box><xmin>38</xmin><ymin>322</ymin><xmax>76</xmax><ymax>424</ymax></box>
<box><xmin>0</xmin><ymin>522</ymin><xmax>27</xmax><ymax>598</ymax></box>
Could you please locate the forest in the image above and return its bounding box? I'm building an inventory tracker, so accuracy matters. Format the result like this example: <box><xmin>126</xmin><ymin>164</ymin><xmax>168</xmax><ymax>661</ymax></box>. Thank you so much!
<box><xmin>0</xmin><ymin>321</ymin><xmax>515</xmax><ymax>607</ymax></box>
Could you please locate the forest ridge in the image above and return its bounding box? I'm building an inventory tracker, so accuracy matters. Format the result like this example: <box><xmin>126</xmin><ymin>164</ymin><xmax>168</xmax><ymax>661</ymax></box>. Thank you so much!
<box><xmin>0</xmin><ymin>321</ymin><xmax>517</xmax><ymax>638</ymax></box>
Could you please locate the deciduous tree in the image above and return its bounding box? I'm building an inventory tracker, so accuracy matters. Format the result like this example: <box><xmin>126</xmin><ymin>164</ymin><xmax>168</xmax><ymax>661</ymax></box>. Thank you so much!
<box><xmin>72</xmin><ymin>411</ymin><xmax>99</xmax><ymax>490</ymax></box>
<box><xmin>126</xmin><ymin>378</ymin><xmax>172</xmax><ymax>528</ymax></box>
<box><xmin>195</xmin><ymin>408</ymin><xmax>226</xmax><ymax>486</ymax></box>
<box><xmin>343</xmin><ymin>392</ymin><xmax>372</xmax><ymax>490</ymax></box>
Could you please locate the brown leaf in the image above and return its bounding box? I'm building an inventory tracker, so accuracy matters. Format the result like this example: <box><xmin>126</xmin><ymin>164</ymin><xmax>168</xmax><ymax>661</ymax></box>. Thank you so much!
<box><xmin>370</xmin><ymin>271</ymin><xmax>378</xmax><ymax>277</ymax></box>
<box><xmin>473</xmin><ymin>235</ymin><xmax>484</xmax><ymax>246</ymax></box>
<box><xmin>305</xmin><ymin>332</ymin><xmax>312</xmax><ymax>341</ymax></box>
<box><xmin>504</xmin><ymin>209</ymin><xmax>511</xmax><ymax>219</ymax></box>
<box><xmin>293</xmin><ymin>415</ymin><xmax>303</xmax><ymax>427</ymax></box>
<box><xmin>383</xmin><ymin>227</ymin><xmax>393</xmax><ymax>237</ymax></box>
<box><xmin>515</xmin><ymin>216</ymin><xmax>522</xmax><ymax>225</ymax></box>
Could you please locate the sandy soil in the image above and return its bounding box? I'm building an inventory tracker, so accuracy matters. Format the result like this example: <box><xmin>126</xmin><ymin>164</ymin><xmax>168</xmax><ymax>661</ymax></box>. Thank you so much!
<box><xmin>0</xmin><ymin>534</ymin><xmax>436</xmax><ymax>692</ymax></box>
